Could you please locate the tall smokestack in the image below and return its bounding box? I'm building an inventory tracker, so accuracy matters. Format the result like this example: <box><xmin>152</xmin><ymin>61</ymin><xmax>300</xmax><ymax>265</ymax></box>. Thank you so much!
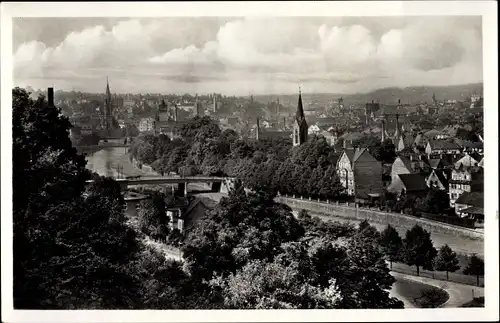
<box><xmin>48</xmin><ymin>87</ymin><xmax>54</xmax><ymax>107</ymax></box>
<box><xmin>174</xmin><ymin>104</ymin><xmax>178</xmax><ymax>122</ymax></box>
<box><xmin>213</xmin><ymin>94</ymin><xmax>216</xmax><ymax>113</ymax></box>
<box><xmin>283</xmin><ymin>116</ymin><xmax>286</xmax><ymax>130</ymax></box>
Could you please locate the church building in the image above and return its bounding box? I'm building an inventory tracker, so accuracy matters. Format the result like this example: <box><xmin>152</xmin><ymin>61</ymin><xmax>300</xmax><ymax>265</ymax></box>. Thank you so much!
<box><xmin>292</xmin><ymin>89</ymin><xmax>308</xmax><ymax>146</ymax></box>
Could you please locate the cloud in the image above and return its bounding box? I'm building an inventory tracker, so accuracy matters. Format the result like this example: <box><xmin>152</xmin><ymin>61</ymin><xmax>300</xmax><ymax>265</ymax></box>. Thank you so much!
<box><xmin>13</xmin><ymin>17</ymin><xmax>482</xmax><ymax>95</ymax></box>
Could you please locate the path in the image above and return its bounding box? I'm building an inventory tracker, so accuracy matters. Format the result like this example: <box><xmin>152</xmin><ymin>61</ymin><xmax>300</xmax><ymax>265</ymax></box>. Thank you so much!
<box><xmin>390</xmin><ymin>271</ymin><xmax>484</xmax><ymax>308</ymax></box>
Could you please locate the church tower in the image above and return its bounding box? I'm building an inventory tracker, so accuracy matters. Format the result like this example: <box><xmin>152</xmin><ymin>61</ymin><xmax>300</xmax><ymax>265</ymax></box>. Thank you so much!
<box><xmin>104</xmin><ymin>77</ymin><xmax>113</xmax><ymax>131</ymax></box>
<box><xmin>292</xmin><ymin>88</ymin><xmax>308</xmax><ymax>146</ymax></box>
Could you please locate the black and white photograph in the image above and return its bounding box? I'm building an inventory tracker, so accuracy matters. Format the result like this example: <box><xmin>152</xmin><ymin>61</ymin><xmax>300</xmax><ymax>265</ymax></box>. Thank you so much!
<box><xmin>1</xmin><ymin>1</ymin><xmax>498</xmax><ymax>322</ymax></box>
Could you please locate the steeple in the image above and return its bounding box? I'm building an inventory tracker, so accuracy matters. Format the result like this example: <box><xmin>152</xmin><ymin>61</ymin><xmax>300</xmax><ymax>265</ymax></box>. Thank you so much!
<box><xmin>293</xmin><ymin>87</ymin><xmax>308</xmax><ymax>146</ymax></box>
<box><xmin>296</xmin><ymin>87</ymin><xmax>305</xmax><ymax>122</ymax></box>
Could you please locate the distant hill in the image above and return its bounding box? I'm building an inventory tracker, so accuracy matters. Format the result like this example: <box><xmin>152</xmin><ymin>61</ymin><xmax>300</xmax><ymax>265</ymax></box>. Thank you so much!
<box><xmin>253</xmin><ymin>83</ymin><xmax>483</xmax><ymax>106</ymax></box>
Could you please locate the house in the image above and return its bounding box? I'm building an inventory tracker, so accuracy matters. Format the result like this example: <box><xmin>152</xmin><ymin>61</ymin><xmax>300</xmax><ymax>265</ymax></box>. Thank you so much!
<box><xmin>390</xmin><ymin>154</ymin><xmax>430</xmax><ymax>182</ymax></box>
<box><xmin>387</xmin><ymin>173</ymin><xmax>429</xmax><ymax>197</ymax></box>
<box><xmin>336</xmin><ymin>148</ymin><xmax>383</xmax><ymax>197</ymax></box>
<box><xmin>448</xmin><ymin>166</ymin><xmax>483</xmax><ymax>207</ymax></box>
<box><xmin>455</xmin><ymin>139</ymin><xmax>484</xmax><ymax>154</ymax></box>
<box><xmin>167</xmin><ymin>196</ymin><xmax>217</xmax><ymax>234</ymax></box>
<box><xmin>454</xmin><ymin>152</ymin><xmax>482</xmax><ymax>169</ymax></box>
<box><xmin>454</xmin><ymin>191</ymin><xmax>483</xmax><ymax>219</ymax></box>
<box><xmin>308</xmin><ymin>124</ymin><xmax>321</xmax><ymax>135</ymax></box>
<box><xmin>138</xmin><ymin>117</ymin><xmax>155</xmax><ymax>132</ymax></box>
<box><xmin>426</xmin><ymin>169</ymin><xmax>450</xmax><ymax>191</ymax></box>
<box><xmin>428</xmin><ymin>157</ymin><xmax>451</xmax><ymax>170</ymax></box>
<box><xmin>425</xmin><ymin>139</ymin><xmax>462</xmax><ymax>156</ymax></box>
<box><xmin>396</xmin><ymin>133</ymin><xmax>415</xmax><ymax>152</ymax></box>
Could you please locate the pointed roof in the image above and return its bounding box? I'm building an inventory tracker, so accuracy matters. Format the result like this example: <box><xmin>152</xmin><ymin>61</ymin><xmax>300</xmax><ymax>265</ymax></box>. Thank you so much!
<box><xmin>106</xmin><ymin>77</ymin><xmax>111</xmax><ymax>101</ymax></box>
<box><xmin>296</xmin><ymin>89</ymin><xmax>305</xmax><ymax>122</ymax></box>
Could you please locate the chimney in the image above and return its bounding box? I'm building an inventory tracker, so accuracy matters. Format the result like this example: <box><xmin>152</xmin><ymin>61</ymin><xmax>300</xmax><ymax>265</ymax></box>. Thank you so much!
<box><xmin>283</xmin><ymin>116</ymin><xmax>286</xmax><ymax>130</ymax></box>
<box><xmin>343</xmin><ymin>138</ymin><xmax>347</xmax><ymax>149</ymax></box>
<box><xmin>48</xmin><ymin>87</ymin><xmax>54</xmax><ymax>107</ymax></box>
<box><xmin>174</xmin><ymin>104</ymin><xmax>178</xmax><ymax>122</ymax></box>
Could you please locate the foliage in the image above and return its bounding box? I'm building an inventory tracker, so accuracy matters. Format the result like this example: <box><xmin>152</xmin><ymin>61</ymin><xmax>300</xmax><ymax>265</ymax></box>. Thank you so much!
<box><xmin>13</xmin><ymin>88</ymin><xmax>144</xmax><ymax>308</ymax></box>
<box><xmin>434</xmin><ymin>244</ymin><xmax>460</xmax><ymax>281</ymax></box>
<box><xmin>379</xmin><ymin>225</ymin><xmax>403</xmax><ymax>269</ymax></box>
<box><xmin>463</xmin><ymin>254</ymin><xmax>484</xmax><ymax>286</ymax></box>
<box><xmin>415</xmin><ymin>188</ymin><xmax>450</xmax><ymax>215</ymax></box>
<box><xmin>401</xmin><ymin>225</ymin><xmax>438</xmax><ymax>276</ymax></box>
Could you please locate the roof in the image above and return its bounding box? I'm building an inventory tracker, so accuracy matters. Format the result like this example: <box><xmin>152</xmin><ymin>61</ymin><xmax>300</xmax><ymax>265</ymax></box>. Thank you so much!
<box><xmin>398</xmin><ymin>173</ymin><xmax>429</xmax><ymax>192</ymax></box>
<box><xmin>342</xmin><ymin>132</ymin><xmax>364</xmax><ymax>141</ymax></box>
<box><xmin>296</xmin><ymin>92</ymin><xmax>306</xmax><ymax>122</ymax></box>
<box><xmin>261</xmin><ymin>130</ymin><xmax>292</xmax><ymax>139</ymax></box>
<box><xmin>459</xmin><ymin>206</ymin><xmax>484</xmax><ymax>215</ymax></box>
<box><xmin>429</xmin><ymin>159</ymin><xmax>443</xmax><ymax>169</ymax></box>
<box><xmin>455</xmin><ymin>191</ymin><xmax>483</xmax><ymax>207</ymax></box>
<box><xmin>428</xmin><ymin>139</ymin><xmax>461</xmax><ymax>151</ymax></box>
<box><xmin>428</xmin><ymin>169</ymin><xmax>449</xmax><ymax>188</ymax></box>
<box><xmin>316</xmin><ymin>118</ymin><xmax>337</xmax><ymax>127</ymax></box>
<box><xmin>395</xmin><ymin>155</ymin><xmax>413</xmax><ymax>172</ymax></box>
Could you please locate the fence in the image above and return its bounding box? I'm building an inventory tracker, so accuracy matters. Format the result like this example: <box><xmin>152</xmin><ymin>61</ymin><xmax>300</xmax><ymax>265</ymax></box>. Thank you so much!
<box><xmin>276</xmin><ymin>194</ymin><xmax>484</xmax><ymax>241</ymax></box>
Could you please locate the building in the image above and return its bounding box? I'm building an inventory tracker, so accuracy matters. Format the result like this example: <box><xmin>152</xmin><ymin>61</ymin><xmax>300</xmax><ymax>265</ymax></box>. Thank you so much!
<box><xmin>103</xmin><ymin>78</ymin><xmax>113</xmax><ymax>131</ymax></box>
<box><xmin>387</xmin><ymin>173</ymin><xmax>429</xmax><ymax>197</ymax></box>
<box><xmin>138</xmin><ymin>117</ymin><xmax>156</xmax><ymax>132</ymax></box>
<box><xmin>167</xmin><ymin>196</ymin><xmax>218</xmax><ymax>234</ymax></box>
<box><xmin>336</xmin><ymin>148</ymin><xmax>383</xmax><ymax>197</ymax></box>
<box><xmin>292</xmin><ymin>90</ymin><xmax>308</xmax><ymax>146</ymax></box>
<box><xmin>426</xmin><ymin>169</ymin><xmax>450</xmax><ymax>191</ymax></box>
<box><xmin>425</xmin><ymin>139</ymin><xmax>462</xmax><ymax>157</ymax></box>
<box><xmin>308</xmin><ymin>124</ymin><xmax>321</xmax><ymax>135</ymax></box>
<box><xmin>454</xmin><ymin>191</ymin><xmax>483</xmax><ymax>219</ymax></box>
<box><xmin>454</xmin><ymin>152</ymin><xmax>482</xmax><ymax>168</ymax></box>
<box><xmin>448</xmin><ymin>166</ymin><xmax>483</xmax><ymax>207</ymax></box>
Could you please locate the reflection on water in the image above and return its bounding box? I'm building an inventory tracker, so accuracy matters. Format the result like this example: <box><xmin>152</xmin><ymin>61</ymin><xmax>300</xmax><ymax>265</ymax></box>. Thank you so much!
<box><xmin>85</xmin><ymin>147</ymin><xmax>124</xmax><ymax>178</ymax></box>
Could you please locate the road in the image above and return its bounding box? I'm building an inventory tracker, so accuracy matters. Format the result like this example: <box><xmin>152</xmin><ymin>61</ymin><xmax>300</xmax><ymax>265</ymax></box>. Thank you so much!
<box><xmin>390</xmin><ymin>271</ymin><xmax>484</xmax><ymax>308</ymax></box>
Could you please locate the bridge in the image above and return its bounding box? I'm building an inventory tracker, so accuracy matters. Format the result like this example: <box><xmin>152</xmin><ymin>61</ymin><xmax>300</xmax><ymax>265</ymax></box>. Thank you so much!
<box><xmin>86</xmin><ymin>175</ymin><xmax>235</xmax><ymax>196</ymax></box>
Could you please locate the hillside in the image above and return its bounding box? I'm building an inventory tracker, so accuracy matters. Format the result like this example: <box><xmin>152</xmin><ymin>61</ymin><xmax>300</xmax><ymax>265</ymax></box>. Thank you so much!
<box><xmin>253</xmin><ymin>83</ymin><xmax>483</xmax><ymax>106</ymax></box>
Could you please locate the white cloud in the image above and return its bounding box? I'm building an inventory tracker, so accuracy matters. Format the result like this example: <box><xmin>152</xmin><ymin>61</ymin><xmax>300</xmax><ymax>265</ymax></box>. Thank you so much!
<box><xmin>13</xmin><ymin>17</ymin><xmax>483</xmax><ymax>95</ymax></box>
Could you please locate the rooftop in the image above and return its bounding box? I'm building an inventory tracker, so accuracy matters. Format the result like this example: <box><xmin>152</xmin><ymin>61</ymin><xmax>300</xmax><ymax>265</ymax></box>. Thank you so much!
<box><xmin>455</xmin><ymin>191</ymin><xmax>483</xmax><ymax>207</ymax></box>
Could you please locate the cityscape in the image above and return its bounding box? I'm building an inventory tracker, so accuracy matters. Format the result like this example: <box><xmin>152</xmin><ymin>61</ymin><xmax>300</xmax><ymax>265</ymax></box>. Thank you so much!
<box><xmin>8</xmin><ymin>13</ymin><xmax>491</xmax><ymax>315</ymax></box>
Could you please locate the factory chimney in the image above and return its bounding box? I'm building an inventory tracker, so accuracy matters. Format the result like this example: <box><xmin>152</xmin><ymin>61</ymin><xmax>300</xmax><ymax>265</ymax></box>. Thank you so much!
<box><xmin>48</xmin><ymin>87</ymin><xmax>54</xmax><ymax>107</ymax></box>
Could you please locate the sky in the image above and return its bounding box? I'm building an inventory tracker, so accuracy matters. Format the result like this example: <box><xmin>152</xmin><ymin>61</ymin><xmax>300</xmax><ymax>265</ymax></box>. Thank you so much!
<box><xmin>12</xmin><ymin>16</ymin><xmax>483</xmax><ymax>96</ymax></box>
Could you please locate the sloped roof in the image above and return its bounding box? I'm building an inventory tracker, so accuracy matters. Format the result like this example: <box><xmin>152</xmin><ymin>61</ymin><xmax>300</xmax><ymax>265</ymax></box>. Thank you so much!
<box><xmin>428</xmin><ymin>139</ymin><xmax>461</xmax><ymax>150</ymax></box>
<box><xmin>429</xmin><ymin>159</ymin><xmax>443</xmax><ymax>169</ymax></box>
<box><xmin>478</xmin><ymin>158</ymin><xmax>484</xmax><ymax>167</ymax></box>
<box><xmin>395</xmin><ymin>155</ymin><xmax>413</xmax><ymax>172</ymax></box>
<box><xmin>398</xmin><ymin>173</ymin><xmax>429</xmax><ymax>192</ymax></box>
<box><xmin>428</xmin><ymin>169</ymin><xmax>449</xmax><ymax>188</ymax></box>
<box><xmin>455</xmin><ymin>191</ymin><xmax>483</xmax><ymax>207</ymax></box>
<box><xmin>316</xmin><ymin>117</ymin><xmax>337</xmax><ymax>127</ymax></box>
<box><xmin>459</xmin><ymin>206</ymin><xmax>484</xmax><ymax>215</ymax></box>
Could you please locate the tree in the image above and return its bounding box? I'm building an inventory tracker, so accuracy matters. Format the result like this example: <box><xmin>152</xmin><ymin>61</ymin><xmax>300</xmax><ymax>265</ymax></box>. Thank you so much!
<box><xmin>13</xmin><ymin>88</ymin><xmax>143</xmax><ymax>309</ymax></box>
<box><xmin>434</xmin><ymin>244</ymin><xmax>460</xmax><ymax>281</ymax></box>
<box><xmin>415</xmin><ymin>188</ymin><xmax>450</xmax><ymax>215</ymax></box>
<box><xmin>379</xmin><ymin>225</ymin><xmax>403</xmax><ymax>270</ymax></box>
<box><xmin>402</xmin><ymin>225</ymin><xmax>438</xmax><ymax>276</ymax></box>
<box><xmin>463</xmin><ymin>254</ymin><xmax>484</xmax><ymax>286</ymax></box>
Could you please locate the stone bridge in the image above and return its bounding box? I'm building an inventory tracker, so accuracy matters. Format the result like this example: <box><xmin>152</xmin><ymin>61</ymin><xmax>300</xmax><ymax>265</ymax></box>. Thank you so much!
<box><xmin>87</xmin><ymin>176</ymin><xmax>236</xmax><ymax>197</ymax></box>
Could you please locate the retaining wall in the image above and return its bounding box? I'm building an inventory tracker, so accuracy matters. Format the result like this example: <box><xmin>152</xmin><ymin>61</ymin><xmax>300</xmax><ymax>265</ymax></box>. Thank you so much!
<box><xmin>276</xmin><ymin>195</ymin><xmax>484</xmax><ymax>241</ymax></box>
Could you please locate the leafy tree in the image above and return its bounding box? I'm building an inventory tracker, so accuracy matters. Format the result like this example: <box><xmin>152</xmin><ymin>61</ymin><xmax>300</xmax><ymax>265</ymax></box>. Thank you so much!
<box><xmin>379</xmin><ymin>225</ymin><xmax>403</xmax><ymax>269</ymax></box>
<box><xmin>402</xmin><ymin>225</ymin><xmax>438</xmax><ymax>276</ymax></box>
<box><xmin>318</xmin><ymin>165</ymin><xmax>344</xmax><ymax>200</ymax></box>
<box><xmin>13</xmin><ymin>88</ymin><xmax>143</xmax><ymax>309</ymax></box>
<box><xmin>434</xmin><ymin>244</ymin><xmax>460</xmax><ymax>281</ymax></box>
<box><xmin>415</xmin><ymin>188</ymin><xmax>450</xmax><ymax>215</ymax></box>
<box><xmin>463</xmin><ymin>254</ymin><xmax>484</xmax><ymax>286</ymax></box>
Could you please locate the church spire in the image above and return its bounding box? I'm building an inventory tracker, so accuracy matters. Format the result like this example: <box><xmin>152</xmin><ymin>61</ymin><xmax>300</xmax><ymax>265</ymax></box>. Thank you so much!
<box><xmin>296</xmin><ymin>86</ymin><xmax>305</xmax><ymax>122</ymax></box>
<box><xmin>293</xmin><ymin>87</ymin><xmax>308</xmax><ymax>146</ymax></box>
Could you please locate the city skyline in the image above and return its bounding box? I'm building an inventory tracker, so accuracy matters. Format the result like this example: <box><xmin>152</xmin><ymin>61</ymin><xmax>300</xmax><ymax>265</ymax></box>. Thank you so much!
<box><xmin>13</xmin><ymin>16</ymin><xmax>483</xmax><ymax>95</ymax></box>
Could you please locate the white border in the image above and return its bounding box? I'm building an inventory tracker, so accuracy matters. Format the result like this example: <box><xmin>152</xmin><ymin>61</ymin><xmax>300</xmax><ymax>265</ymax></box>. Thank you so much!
<box><xmin>1</xmin><ymin>1</ymin><xmax>498</xmax><ymax>322</ymax></box>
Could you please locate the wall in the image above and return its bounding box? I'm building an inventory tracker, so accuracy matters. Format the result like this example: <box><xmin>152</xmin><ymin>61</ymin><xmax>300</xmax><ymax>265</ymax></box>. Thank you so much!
<box><xmin>354</xmin><ymin>160</ymin><xmax>383</xmax><ymax>195</ymax></box>
<box><xmin>276</xmin><ymin>195</ymin><xmax>484</xmax><ymax>255</ymax></box>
